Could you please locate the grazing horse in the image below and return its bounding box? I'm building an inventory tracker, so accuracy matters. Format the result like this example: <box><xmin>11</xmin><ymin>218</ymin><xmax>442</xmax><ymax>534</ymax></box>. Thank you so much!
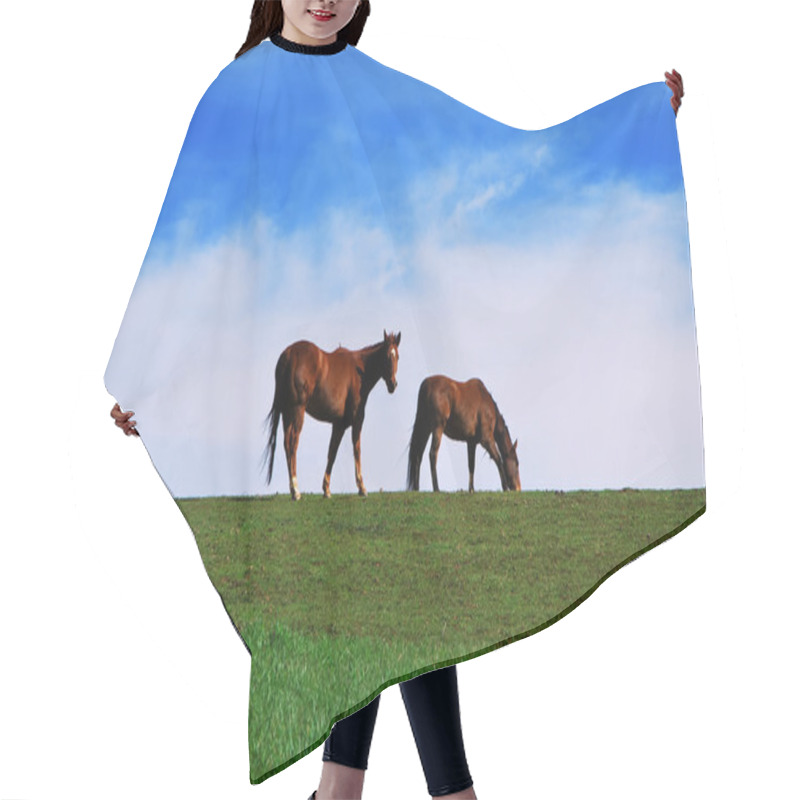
<box><xmin>407</xmin><ymin>375</ymin><xmax>520</xmax><ymax>493</ymax></box>
<box><xmin>265</xmin><ymin>331</ymin><xmax>401</xmax><ymax>500</ymax></box>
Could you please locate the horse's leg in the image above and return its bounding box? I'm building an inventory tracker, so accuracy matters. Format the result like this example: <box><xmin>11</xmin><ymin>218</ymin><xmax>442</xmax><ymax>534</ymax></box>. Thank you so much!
<box><xmin>323</xmin><ymin>422</ymin><xmax>346</xmax><ymax>499</ymax></box>
<box><xmin>483</xmin><ymin>437</ymin><xmax>508</xmax><ymax>491</ymax></box>
<box><xmin>352</xmin><ymin>412</ymin><xmax>367</xmax><ymax>497</ymax></box>
<box><xmin>283</xmin><ymin>406</ymin><xmax>306</xmax><ymax>500</ymax></box>
<box><xmin>429</xmin><ymin>426</ymin><xmax>443</xmax><ymax>492</ymax></box>
<box><xmin>467</xmin><ymin>440</ymin><xmax>477</xmax><ymax>494</ymax></box>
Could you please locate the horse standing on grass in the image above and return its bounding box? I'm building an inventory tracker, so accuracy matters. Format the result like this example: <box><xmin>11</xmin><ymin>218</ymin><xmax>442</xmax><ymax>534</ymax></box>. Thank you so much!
<box><xmin>407</xmin><ymin>375</ymin><xmax>520</xmax><ymax>493</ymax></box>
<box><xmin>265</xmin><ymin>331</ymin><xmax>401</xmax><ymax>500</ymax></box>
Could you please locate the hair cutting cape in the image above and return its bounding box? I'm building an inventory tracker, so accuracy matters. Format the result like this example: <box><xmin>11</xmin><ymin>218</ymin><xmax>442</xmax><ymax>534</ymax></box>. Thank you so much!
<box><xmin>105</xmin><ymin>33</ymin><xmax>705</xmax><ymax>783</ymax></box>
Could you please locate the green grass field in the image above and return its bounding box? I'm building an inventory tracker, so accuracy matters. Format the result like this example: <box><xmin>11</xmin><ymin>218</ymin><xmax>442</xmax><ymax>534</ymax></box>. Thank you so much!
<box><xmin>176</xmin><ymin>489</ymin><xmax>704</xmax><ymax>782</ymax></box>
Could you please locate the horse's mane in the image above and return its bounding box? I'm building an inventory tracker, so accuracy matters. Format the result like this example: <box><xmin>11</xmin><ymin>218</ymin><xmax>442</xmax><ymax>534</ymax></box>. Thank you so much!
<box><xmin>331</xmin><ymin>340</ymin><xmax>383</xmax><ymax>356</ymax></box>
<box><xmin>492</xmin><ymin>399</ymin><xmax>512</xmax><ymax>450</ymax></box>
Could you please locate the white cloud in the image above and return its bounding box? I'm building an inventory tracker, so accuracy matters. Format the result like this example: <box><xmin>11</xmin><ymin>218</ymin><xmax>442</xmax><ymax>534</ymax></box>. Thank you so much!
<box><xmin>106</xmin><ymin>183</ymin><xmax>704</xmax><ymax>497</ymax></box>
<box><xmin>405</xmin><ymin>136</ymin><xmax>550</xmax><ymax>235</ymax></box>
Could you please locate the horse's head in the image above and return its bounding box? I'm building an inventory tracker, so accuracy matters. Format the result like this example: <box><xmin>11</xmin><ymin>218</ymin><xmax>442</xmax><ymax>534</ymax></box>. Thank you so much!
<box><xmin>381</xmin><ymin>329</ymin><xmax>401</xmax><ymax>393</ymax></box>
<box><xmin>494</xmin><ymin>415</ymin><xmax>521</xmax><ymax>491</ymax></box>
<box><xmin>501</xmin><ymin>436</ymin><xmax>521</xmax><ymax>492</ymax></box>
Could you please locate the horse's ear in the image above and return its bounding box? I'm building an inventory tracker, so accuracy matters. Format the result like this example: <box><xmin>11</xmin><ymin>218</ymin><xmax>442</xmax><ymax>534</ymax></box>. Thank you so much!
<box><xmin>513</xmin><ymin>439</ymin><xmax>518</xmax><ymax>452</ymax></box>
<box><xmin>383</xmin><ymin>329</ymin><xmax>388</xmax><ymax>342</ymax></box>
<box><xmin>396</xmin><ymin>331</ymin><xmax>401</xmax><ymax>345</ymax></box>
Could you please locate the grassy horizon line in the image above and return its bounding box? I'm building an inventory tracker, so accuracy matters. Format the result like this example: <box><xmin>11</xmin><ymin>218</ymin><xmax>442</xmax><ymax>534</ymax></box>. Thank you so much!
<box><xmin>174</xmin><ymin>486</ymin><xmax>707</xmax><ymax>501</ymax></box>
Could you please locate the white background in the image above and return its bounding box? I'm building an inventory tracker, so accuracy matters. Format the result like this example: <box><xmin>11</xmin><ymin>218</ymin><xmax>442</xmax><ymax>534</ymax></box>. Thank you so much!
<box><xmin>1</xmin><ymin>1</ymin><xmax>797</xmax><ymax>798</ymax></box>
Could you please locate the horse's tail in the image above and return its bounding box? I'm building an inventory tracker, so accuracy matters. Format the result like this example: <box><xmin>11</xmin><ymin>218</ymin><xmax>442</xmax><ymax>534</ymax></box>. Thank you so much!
<box><xmin>407</xmin><ymin>385</ymin><xmax>430</xmax><ymax>491</ymax></box>
<box><xmin>262</xmin><ymin>351</ymin><xmax>288</xmax><ymax>485</ymax></box>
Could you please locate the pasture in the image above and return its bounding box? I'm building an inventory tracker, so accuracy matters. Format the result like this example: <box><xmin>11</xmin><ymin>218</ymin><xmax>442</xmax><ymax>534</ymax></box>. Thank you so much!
<box><xmin>177</xmin><ymin>488</ymin><xmax>704</xmax><ymax>781</ymax></box>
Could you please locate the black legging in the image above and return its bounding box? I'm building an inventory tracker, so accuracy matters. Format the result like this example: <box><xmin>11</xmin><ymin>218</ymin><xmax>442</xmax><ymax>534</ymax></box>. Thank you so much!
<box><xmin>323</xmin><ymin>665</ymin><xmax>473</xmax><ymax>797</ymax></box>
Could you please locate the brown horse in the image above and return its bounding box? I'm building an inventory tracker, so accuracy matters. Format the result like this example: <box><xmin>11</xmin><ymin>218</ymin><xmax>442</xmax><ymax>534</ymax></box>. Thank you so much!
<box><xmin>265</xmin><ymin>331</ymin><xmax>401</xmax><ymax>499</ymax></box>
<box><xmin>407</xmin><ymin>375</ymin><xmax>520</xmax><ymax>493</ymax></box>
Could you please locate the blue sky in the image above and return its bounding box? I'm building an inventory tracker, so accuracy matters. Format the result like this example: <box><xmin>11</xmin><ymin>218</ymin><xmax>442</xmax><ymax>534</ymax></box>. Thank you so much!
<box><xmin>106</xmin><ymin>42</ymin><xmax>703</xmax><ymax>497</ymax></box>
<box><xmin>146</xmin><ymin>42</ymin><xmax>683</xmax><ymax>261</ymax></box>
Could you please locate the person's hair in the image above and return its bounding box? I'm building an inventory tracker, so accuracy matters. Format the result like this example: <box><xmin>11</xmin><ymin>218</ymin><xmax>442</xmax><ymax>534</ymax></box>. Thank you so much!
<box><xmin>236</xmin><ymin>0</ymin><xmax>371</xmax><ymax>59</ymax></box>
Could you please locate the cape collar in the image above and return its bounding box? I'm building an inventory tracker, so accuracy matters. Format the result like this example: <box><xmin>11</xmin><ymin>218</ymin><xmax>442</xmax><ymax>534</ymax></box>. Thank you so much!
<box><xmin>270</xmin><ymin>32</ymin><xmax>348</xmax><ymax>55</ymax></box>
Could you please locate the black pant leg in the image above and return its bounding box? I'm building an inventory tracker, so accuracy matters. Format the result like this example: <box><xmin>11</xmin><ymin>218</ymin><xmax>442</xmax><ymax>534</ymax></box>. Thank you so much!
<box><xmin>400</xmin><ymin>665</ymin><xmax>474</xmax><ymax>797</ymax></box>
<box><xmin>322</xmin><ymin>694</ymin><xmax>381</xmax><ymax>771</ymax></box>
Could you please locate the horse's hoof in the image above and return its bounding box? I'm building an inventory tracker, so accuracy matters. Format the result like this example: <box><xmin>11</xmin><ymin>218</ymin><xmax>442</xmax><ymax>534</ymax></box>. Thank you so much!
<box><xmin>290</xmin><ymin>476</ymin><xmax>302</xmax><ymax>501</ymax></box>
<box><xmin>359</xmin><ymin>488</ymin><xmax>368</xmax><ymax>498</ymax></box>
